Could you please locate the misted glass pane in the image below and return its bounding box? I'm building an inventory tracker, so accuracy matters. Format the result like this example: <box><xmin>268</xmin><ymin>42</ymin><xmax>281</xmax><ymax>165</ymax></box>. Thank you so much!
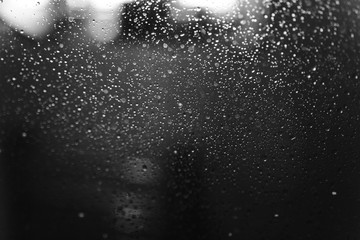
<box><xmin>0</xmin><ymin>0</ymin><xmax>359</xmax><ymax>240</ymax></box>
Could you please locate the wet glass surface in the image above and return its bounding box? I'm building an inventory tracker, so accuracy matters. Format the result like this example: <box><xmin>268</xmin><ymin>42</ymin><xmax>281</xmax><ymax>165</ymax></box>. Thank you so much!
<box><xmin>0</xmin><ymin>0</ymin><xmax>360</xmax><ymax>239</ymax></box>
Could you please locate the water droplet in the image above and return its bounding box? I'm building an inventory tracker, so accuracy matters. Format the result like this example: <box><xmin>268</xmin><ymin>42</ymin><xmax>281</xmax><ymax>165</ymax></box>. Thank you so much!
<box><xmin>188</xmin><ymin>46</ymin><xmax>195</xmax><ymax>53</ymax></box>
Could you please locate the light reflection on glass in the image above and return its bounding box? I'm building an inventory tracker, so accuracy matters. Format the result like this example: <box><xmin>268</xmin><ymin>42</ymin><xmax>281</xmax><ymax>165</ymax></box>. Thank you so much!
<box><xmin>0</xmin><ymin>0</ymin><xmax>266</xmax><ymax>43</ymax></box>
<box><xmin>87</xmin><ymin>6</ymin><xmax>122</xmax><ymax>42</ymax></box>
<box><xmin>177</xmin><ymin>0</ymin><xmax>238</xmax><ymax>14</ymax></box>
<box><xmin>0</xmin><ymin>0</ymin><xmax>56</xmax><ymax>38</ymax></box>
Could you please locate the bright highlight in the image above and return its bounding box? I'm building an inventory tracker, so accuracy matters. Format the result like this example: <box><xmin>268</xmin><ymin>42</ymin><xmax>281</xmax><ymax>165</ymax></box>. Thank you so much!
<box><xmin>0</xmin><ymin>0</ymin><xmax>55</xmax><ymax>38</ymax></box>
<box><xmin>178</xmin><ymin>0</ymin><xmax>237</xmax><ymax>14</ymax></box>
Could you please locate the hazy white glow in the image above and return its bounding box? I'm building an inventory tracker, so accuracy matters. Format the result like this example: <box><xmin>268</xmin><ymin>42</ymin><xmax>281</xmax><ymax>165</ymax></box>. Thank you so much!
<box><xmin>66</xmin><ymin>0</ymin><xmax>134</xmax><ymax>11</ymax></box>
<box><xmin>178</xmin><ymin>0</ymin><xmax>237</xmax><ymax>13</ymax></box>
<box><xmin>87</xmin><ymin>11</ymin><xmax>121</xmax><ymax>42</ymax></box>
<box><xmin>88</xmin><ymin>0</ymin><xmax>133</xmax><ymax>11</ymax></box>
<box><xmin>0</xmin><ymin>0</ymin><xmax>55</xmax><ymax>38</ymax></box>
<box><xmin>66</xmin><ymin>0</ymin><xmax>89</xmax><ymax>10</ymax></box>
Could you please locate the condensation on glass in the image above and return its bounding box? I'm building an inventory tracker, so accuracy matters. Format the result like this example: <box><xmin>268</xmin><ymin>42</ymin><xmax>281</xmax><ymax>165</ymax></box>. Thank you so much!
<box><xmin>0</xmin><ymin>0</ymin><xmax>359</xmax><ymax>240</ymax></box>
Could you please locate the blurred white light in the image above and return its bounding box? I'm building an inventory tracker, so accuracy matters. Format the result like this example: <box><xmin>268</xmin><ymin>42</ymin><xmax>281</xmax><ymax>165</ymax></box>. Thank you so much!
<box><xmin>86</xmin><ymin>0</ymin><xmax>135</xmax><ymax>42</ymax></box>
<box><xmin>88</xmin><ymin>0</ymin><xmax>133</xmax><ymax>11</ymax></box>
<box><xmin>178</xmin><ymin>0</ymin><xmax>237</xmax><ymax>14</ymax></box>
<box><xmin>66</xmin><ymin>0</ymin><xmax>89</xmax><ymax>10</ymax></box>
<box><xmin>87</xmin><ymin>11</ymin><xmax>121</xmax><ymax>42</ymax></box>
<box><xmin>0</xmin><ymin>0</ymin><xmax>55</xmax><ymax>38</ymax></box>
<box><xmin>66</xmin><ymin>0</ymin><xmax>133</xmax><ymax>11</ymax></box>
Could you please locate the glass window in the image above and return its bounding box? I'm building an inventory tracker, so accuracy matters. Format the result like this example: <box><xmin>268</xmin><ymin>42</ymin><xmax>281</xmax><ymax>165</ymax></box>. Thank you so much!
<box><xmin>1</xmin><ymin>0</ymin><xmax>359</xmax><ymax>239</ymax></box>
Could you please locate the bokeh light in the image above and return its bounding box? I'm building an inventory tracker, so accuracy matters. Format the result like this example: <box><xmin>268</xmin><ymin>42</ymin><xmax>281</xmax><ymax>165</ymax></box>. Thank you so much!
<box><xmin>0</xmin><ymin>0</ymin><xmax>56</xmax><ymax>38</ymax></box>
<box><xmin>177</xmin><ymin>0</ymin><xmax>237</xmax><ymax>14</ymax></box>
